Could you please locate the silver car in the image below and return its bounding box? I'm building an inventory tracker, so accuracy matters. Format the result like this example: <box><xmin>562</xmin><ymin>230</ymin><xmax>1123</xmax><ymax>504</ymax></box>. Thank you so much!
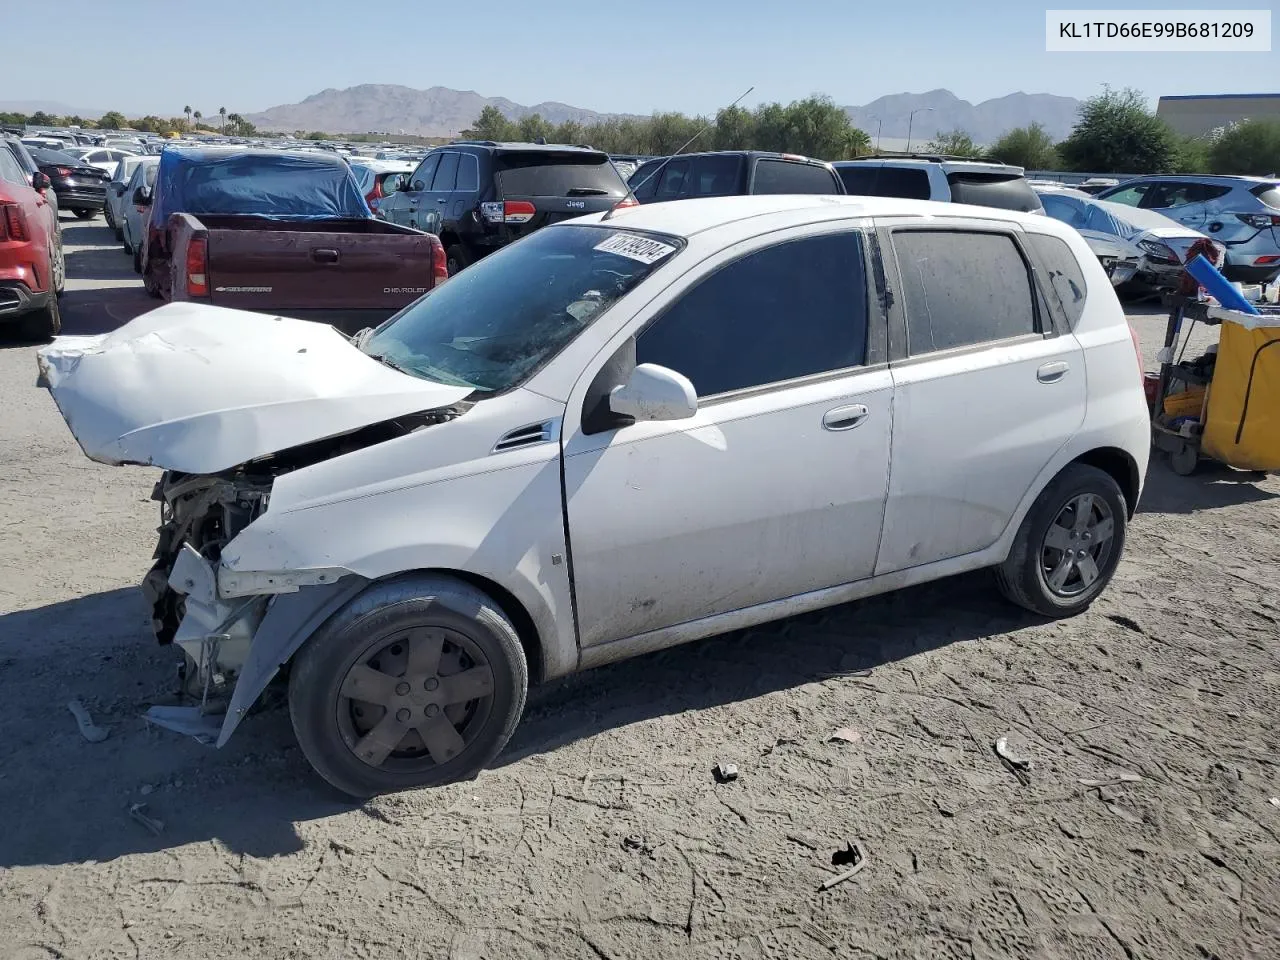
<box><xmin>104</xmin><ymin>156</ymin><xmax>148</xmax><ymax>239</ymax></box>
<box><xmin>121</xmin><ymin>157</ymin><xmax>160</xmax><ymax>268</ymax></box>
<box><xmin>1097</xmin><ymin>175</ymin><xmax>1280</xmax><ymax>283</ymax></box>
<box><xmin>1039</xmin><ymin>191</ymin><xmax>1224</xmax><ymax>295</ymax></box>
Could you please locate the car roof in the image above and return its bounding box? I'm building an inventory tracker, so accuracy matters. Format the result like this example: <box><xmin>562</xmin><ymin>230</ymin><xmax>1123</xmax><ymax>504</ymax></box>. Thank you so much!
<box><xmin>1113</xmin><ymin>174</ymin><xmax>1278</xmax><ymax>185</ymax></box>
<box><xmin>162</xmin><ymin>146</ymin><xmax>348</xmax><ymax>166</ymax></box>
<box><xmin>446</xmin><ymin>141</ymin><xmax>606</xmax><ymax>156</ymax></box>
<box><xmin>580</xmin><ymin>194</ymin><xmax>1056</xmax><ymax>239</ymax></box>
<box><xmin>834</xmin><ymin>157</ymin><xmax>1025</xmax><ymax>175</ymax></box>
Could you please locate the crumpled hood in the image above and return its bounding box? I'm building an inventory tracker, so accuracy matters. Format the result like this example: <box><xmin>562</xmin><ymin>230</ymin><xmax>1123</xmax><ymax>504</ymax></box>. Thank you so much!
<box><xmin>36</xmin><ymin>302</ymin><xmax>472</xmax><ymax>473</ymax></box>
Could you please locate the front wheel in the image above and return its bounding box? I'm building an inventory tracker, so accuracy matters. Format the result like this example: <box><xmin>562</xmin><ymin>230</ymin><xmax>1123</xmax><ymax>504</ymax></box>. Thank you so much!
<box><xmin>996</xmin><ymin>464</ymin><xmax>1127</xmax><ymax>617</ymax></box>
<box><xmin>288</xmin><ymin>575</ymin><xmax>528</xmax><ymax>797</ymax></box>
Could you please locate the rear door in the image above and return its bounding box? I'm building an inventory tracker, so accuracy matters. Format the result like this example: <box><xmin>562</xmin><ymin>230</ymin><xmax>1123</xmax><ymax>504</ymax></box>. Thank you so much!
<box><xmin>1141</xmin><ymin>180</ymin><xmax>1207</xmax><ymax>228</ymax></box>
<box><xmin>494</xmin><ymin>150</ymin><xmax>628</xmax><ymax>233</ymax></box>
<box><xmin>874</xmin><ymin>219</ymin><xmax>1086</xmax><ymax>574</ymax></box>
<box><xmin>205</xmin><ymin>222</ymin><xmax>438</xmax><ymax>311</ymax></box>
<box><xmin>425</xmin><ymin>150</ymin><xmax>459</xmax><ymax>227</ymax></box>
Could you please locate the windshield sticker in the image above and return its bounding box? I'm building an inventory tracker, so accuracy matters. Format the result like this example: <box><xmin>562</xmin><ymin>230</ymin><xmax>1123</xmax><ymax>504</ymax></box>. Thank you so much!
<box><xmin>594</xmin><ymin>233</ymin><xmax>676</xmax><ymax>264</ymax></box>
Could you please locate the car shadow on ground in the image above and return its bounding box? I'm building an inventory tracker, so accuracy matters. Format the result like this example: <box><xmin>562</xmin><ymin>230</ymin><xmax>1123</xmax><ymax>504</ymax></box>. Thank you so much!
<box><xmin>0</xmin><ymin>573</ymin><xmax>1028</xmax><ymax>869</ymax></box>
<box><xmin>1138</xmin><ymin>457</ymin><xmax>1278</xmax><ymax>515</ymax></box>
<box><xmin>63</xmin><ymin>246</ymin><xmax>139</xmax><ymax>283</ymax></box>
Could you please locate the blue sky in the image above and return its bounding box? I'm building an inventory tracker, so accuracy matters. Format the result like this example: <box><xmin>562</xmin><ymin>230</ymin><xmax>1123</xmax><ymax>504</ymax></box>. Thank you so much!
<box><xmin>7</xmin><ymin>0</ymin><xmax>1277</xmax><ymax>116</ymax></box>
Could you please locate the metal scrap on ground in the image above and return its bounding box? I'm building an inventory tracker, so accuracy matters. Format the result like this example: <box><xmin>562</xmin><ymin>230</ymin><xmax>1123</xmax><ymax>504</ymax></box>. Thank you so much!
<box><xmin>67</xmin><ymin>700</ymin><xmax>109</xmax><ymax>743</ymax></box>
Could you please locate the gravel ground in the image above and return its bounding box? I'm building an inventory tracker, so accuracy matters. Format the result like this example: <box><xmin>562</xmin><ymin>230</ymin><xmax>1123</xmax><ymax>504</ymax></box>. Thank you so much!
<box><xmin>1</xmin><ymin>217</ymin><xmax>1278</xmax><ymax>960</ymax></box>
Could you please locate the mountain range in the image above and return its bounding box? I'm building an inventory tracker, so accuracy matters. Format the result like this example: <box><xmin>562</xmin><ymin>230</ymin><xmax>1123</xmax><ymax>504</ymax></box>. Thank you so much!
<box><xmin>2</xmin><ymin>87</ymin><xmax>1085</xmax><ymax>144</ymax></box>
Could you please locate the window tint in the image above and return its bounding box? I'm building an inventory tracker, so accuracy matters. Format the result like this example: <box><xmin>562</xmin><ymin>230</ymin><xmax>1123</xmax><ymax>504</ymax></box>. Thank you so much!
<box><xmin>946</xmin><ymin>173</ymin><xmax>1042</xmax><ymax>212</ymax></box>
<box><xmin>1101</xmin><ymin>182</ymin><xmax>1149</xmax><ymax>206</ymax></box>
<box><xmin>837</xmin><ymin>165</ymin><xmax>931</xmax><ymax>200</ymax></box>
<box><xmin>411</xmin><ymin>153</ymin><xmax>440</xmax><ymax>190</ymax></box>
<box><xmin>656</xmin><ymin>158</ymin><xmax>690</xmax><ymax>200</ymax></box>
<box><xmin>496</xmin><ymin>153</ymin><xmax>627</xmax><ymax>197</ymax></box>
<box><xmin>752</xmin><ymin>159</ymin><xmax>840</xmax><ymax>195</ymax></box>
<box><xmin>1143</xmin><ymin>182</ymin><xmax>1201</xmax><ymax>209</ymax></box>
<box><xmin>1249</xmin><ymin>183</ymin><xmax>1280</xmax><ymax>208</ymax></box>
<box><xmin>637</xmin><ymin>232</ymin><xmax>867</xmax><ymax>397</ymax></box>
<box><xmin>432</xmin><ymin>152</ymin><xmax>459</xmax><ymax>191</ymax></box>
<box><xmin>0</xmin><ymin>148</ymin><xmax>26</xmax><ymax>185</ymax></box>
<box><xmin>1025</xmin><ymin>233</ymin><xmax>1087</xmax><ymax>329</ymax></box>
<box><xmin>629</xmin><ymin>159</ymin><xmax>663</xmax><ymax>201</ymax></box>
<box><xmin>1199</xmin><ymin>184</ymin><xmax>1232</xmax><ymax>202</ymax></box>
<box><xmin>689</xmin><ymin>154</ymin><xmax>743</xmax><ymax>197</ymax></box>
<box><xmin>455</xmin><ymin>154</ymin><xmax>479</xmax><ymax>192</ymax></box>
<box><xmin>892</xmin><ymin>230</ymin><xmax>1037</xmax><ymax>354</ymax></box>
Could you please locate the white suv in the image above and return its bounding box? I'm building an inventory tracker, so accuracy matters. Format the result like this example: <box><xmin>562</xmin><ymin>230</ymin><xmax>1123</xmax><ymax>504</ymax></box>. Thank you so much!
<box><xmin>38</xmin><ymin>195</ymin><xmax>1151</xmax><ymax>797</ymax></box>
<box><xmin>834</xmin><ymin>157</ymin><xmax>1045</xmax><ymax>214</ymax></box>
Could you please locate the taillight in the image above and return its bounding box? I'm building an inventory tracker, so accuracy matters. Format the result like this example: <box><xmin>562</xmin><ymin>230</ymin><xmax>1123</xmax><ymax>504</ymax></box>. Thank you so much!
<box><xmin>481</xmin><ymin>200</ymin><xmax>537</xmax><ymax>224</ymax></box>
<box><xmin>54</xmin><ymin>166</ymin><xmax>72</xmax><ymax>177</ymax></box>
<box><xmin>1255</xmin><ymin>255</ymin><xmax>1280</xmax><ymax>265</ymax></box>
<box><xmin>1128</xmin><ymin>322</ymin><xmax>1143</xmax><ymax>378</ymax></box>
<box><xmin>1</xmin><ymin>204</ymin><xmax>29</xmax><ymax>242</ymax></box>
<box><xmin>186</xmin><ymin>237</ymin><xmax>208</xmax><ymax>296</ymax></box>
<box><xmin>431</xmin><ymin>236</ymin><xmax>449</xmax><ymax>285</ymax></box>
<box><xmin>1236</xmin><ymin>212</ymin><xmax>1280</xmax><ymax>228</ymax></box>
<box><xmin>366</xmin><ymin>179</ymin><xmax>383</xmax><ymax>206</ymax></box>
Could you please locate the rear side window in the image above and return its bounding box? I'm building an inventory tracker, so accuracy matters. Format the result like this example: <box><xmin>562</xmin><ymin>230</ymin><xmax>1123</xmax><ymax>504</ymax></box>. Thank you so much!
<box><xmin>1250</xmin><ymin>183</ymin><xmax>1280</xmax><ymax>209</ymax></box>
<box><xmin>637</xmin><ymin>232</ymin><xmax>867</xmax><ymax>396</ymax></box>
<box><xmin>455</xmin><ymin>154</ymin><xmax>479</xmax><ymax>192</ymax></box>
<box><xmin>689</xmin><ymin>154</ymin><xmax>743</xmax><ymax>197</ymax></box>
<box><xmin>838</xmin><ymin>165</ymin><xmax>931</xmax><ymax>200</ymax></box>
<box><xmin>1025</xmin><ymin>233</ymin><xmax>1088</xmax><ymax>329</ymax></box>
<box><xmin>946</xmin><ymin>173</ymin><xmax>1042</xmax><ymax>213</ymax></box>
<box><xmin>0</xmin><ymin>148</ymin><xmax>26</xmax><ymax>185</ymax></box>
<box><xmin>892</xmin><ymin>230</ymin><xmax>1038</xmax><ymax>355</ymax></box>
<box><xmin>752</xmin><ymin>159</ymin><xmax>841</xmax><ymax>195</ymax></box>
<box><xmin>496</xmin><ymin>152</ymin><xmax>627</xmax><ymax>197</ymax></box>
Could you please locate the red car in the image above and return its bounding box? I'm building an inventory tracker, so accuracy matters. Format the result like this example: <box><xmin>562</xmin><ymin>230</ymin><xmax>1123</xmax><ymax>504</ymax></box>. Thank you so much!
<box><xmin>0</xmin><ymin>145</ymin><xmax>63</xmax><ymax>340</ymax></box>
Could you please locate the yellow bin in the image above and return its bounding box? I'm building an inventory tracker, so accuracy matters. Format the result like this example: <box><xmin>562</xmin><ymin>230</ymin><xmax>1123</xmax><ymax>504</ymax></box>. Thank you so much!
<box><xmin>1201</xmin><ymin>310</ymin><xmax>1280</xmax><ymax>471</ymax></box>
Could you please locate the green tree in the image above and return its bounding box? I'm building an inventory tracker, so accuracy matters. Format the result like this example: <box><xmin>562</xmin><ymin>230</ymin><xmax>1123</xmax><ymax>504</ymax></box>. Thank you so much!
<box><xmin>0</xmin><ymin>111</ymin><xmax>29</xmax><ymax>125</ymax></box>
<box><xmin>1208</xmin><ymin>119</ymin><xmax>1280</xmax><ymax>176</ymax></box>
<box><xmin>193</xmin><ymin>110</ymin><xmax>203</xmax><ymax>129</ymax></box>
<box><xmin>783</xmin><ymin>95</ymin><xmax>867</xmax><ymax>160</ymax></box>
<box><xmin>989</xmin><ymin>123</ymin><xmax>1058</xmax><ymax>169</ymax></box>
<box><xmin>219</xmin><ymin>106</ymin><xmax>227</xmax><ymax>133</ymax></box>
<box><xmin>183</xmin><ymin>105</ymin><xmax>192</xmax><ymax>130</ymax></box>
<box><xmin>926</xmin><ymin>129</ymin><xmax>983</xmax><ymax>157</ymax></box>
<box><xmin>1058</xmin><ymin>87</ymin><xmax>1176</xmax><ymax>173</ymax></box>
<box><xmin>712</xmin><ymin>105</ymin><xmax>756</xmax><ymax>150</ymax></box>
<box><xmin>305</xmin><ymin>130</ymin><xmax>328</xmax><ymax>141</ymax></box>
<box><xmin>516</xmin><ymin>113</ymin><xmax>552</xmax><ymax>142</ymax></box>
<box><xmin>98</xmin><ymin>111</ymin><xmax>127</xmax><ymax>130</ymax></box>
<box><xmin>552</xmin><ymin>119</ymin><xmax>586</xmax><ymax>145</ymax></box>
<box><xmin>464</xmin><ymin>105</ymin><xmax>517</xmax><ymax>141</ymax></box>
<box><xmin>1173</xmin><ymin>135</ymin><xmax>1211</xmax><ymax>174</ymax></box>
<box><xmin>29</xmin><ymin>111</ymin><xmax>55</xmax><ymax>126</ymax></box>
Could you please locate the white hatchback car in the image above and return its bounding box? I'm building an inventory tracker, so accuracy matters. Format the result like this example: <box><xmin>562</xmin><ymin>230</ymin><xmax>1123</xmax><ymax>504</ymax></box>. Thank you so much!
<box><xmin>38</xmin><ymin>195</ymin><xmax>1150</xmax><ymax>797</ymax></box>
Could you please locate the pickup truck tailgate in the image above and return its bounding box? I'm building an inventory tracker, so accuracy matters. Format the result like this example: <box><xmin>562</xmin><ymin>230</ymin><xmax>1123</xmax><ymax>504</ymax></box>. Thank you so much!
<box><xmin>203</xmin><ymin>218</ymin><xmax>438</xmax><ymax>312</ymax></box>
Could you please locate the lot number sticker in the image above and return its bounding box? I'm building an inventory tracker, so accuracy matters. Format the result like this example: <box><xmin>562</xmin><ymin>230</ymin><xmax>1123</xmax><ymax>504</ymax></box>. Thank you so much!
<box><xmin>595</xmin><ymin>233</ymin><xmax>676</xmax><ymax>264</ymax></box>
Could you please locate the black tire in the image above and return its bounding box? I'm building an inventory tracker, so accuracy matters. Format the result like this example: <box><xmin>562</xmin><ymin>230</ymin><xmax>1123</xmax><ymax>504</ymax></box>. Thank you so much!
<box><xmin>114</xmin><ymin>225</ymin><xmax>123</xmax><ymax>241</ymax></box>
<box><xmin>73</xmin><ymin>208</ymin><xmax>96</xmax><ymax>220</ymax></box>
<box><xmin>288</xmin><ymin>574</ymin><xmax>528</xmax><ymax>798</ymax></box>
<box><xmin>104</xmin><ymin>205</ymin><xmax>115</xmax><ymax>230</ymax></box>
<box><xmin>131</xmin><ymin>245</ymin><xmax>140</xmax><ymax>270</ymax></box>
<box><xmin>18</xmin><ymin>294</ymin><xmax>61</xmax><ymax>342</ymax></box>
<box><xmin>996</xmin><ymin>463</ymin><xmax>1127</xmax><ymax>618</ymax></box>
<box><xmin>51</xmin><ymin>232</ymin><xmax>65</xmax><ymax>296</ymax></box>
<box><xmin>445</xmin><ymin>244</ymin><xmax>470</xmax><ymax>277</ymax></box>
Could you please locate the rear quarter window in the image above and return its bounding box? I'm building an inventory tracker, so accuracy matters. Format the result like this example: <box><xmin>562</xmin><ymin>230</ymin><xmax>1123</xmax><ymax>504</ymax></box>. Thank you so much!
<box><xmin>838</xmin><ymin>165</ymin><xmax>931</xmax><ymax>200</ymax></box>
<box><xmin>497</xmin><ymin>153</ymin><xmax>627</xmax><ymax>198</ymax></box>
<box><xmin>1024</xmin><ymin>233</ymin><xmax>1088</xmax><ymax>329</ymax></box>
<box><xmin>752</xmin><ymin>159</ymin><xmax>841</xmax><ymax>195</ymax></box>
<box><xmin>1251</xmin><ymin>183</ymin><xmax>1280</xmax><ymax>209</ymax></box>
<box><xmin>946</xmin><ymin>173</ymin><xmax>1043</xmax><ymax>213</ymax></box>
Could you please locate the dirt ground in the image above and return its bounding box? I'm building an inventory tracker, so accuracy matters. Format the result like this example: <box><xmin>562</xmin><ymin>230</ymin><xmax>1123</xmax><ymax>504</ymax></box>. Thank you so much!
<box><xmin>1</xmin><ymin>217</ymin><xmax>1278</xmax><ymax>960</ymax></box>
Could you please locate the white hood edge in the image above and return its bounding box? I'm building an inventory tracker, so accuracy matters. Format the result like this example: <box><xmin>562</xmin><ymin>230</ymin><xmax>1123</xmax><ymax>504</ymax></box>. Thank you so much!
<box><xmin>37</xmin><ymin>302</ymin><xmax>473</xmax><ymax>474</ymax></box>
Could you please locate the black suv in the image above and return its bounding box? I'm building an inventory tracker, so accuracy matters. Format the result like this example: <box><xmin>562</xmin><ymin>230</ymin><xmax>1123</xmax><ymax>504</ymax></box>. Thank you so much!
<box><xmin>627</xmin><ymin>151</ymin><xmax>845</xmax><ymax>203</ymax></box>
<box><xmin>376</xmin><ymin>141</ymin><xmax>629</xmax><ymax>275</ymax></box>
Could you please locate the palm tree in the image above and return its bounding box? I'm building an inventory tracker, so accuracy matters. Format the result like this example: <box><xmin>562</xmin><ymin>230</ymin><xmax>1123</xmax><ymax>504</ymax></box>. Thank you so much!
<box><xmin>194</xmin><ymin>110</ymin><xmax>203</xmax><ymax>130</ymax></box>
<box><xmin>183</xmin><ymin>105</ymin><xmax>192</xmax><ymax>130</ymax></box>
<box><xmin>219</xmin><ymin>106</ymin><xmax>227</xmax><ymax>133</ymax></box>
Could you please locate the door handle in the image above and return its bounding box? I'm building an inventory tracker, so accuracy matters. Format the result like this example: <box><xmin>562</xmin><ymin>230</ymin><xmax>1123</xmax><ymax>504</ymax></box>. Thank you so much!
<box><xmin>822</xmin><ymin>404</ymin><xmax>869</xmax><ymax>431</ymax></box>
<box><xmin>312</xmin><ymin>248</ymin><xmax>340</xmax><ymax>264</ymax></box>
<box><xmin>1037</xmin><ymin>361</ymin><xmax>1069</xmax><ymax>383</ymax></box>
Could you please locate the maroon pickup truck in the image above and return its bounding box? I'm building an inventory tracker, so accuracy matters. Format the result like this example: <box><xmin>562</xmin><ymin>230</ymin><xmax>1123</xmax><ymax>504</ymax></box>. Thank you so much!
<box><xmin>137</xmin><ymin>148</ymin><xmax>446</xmax><ymax>330</ymax></box>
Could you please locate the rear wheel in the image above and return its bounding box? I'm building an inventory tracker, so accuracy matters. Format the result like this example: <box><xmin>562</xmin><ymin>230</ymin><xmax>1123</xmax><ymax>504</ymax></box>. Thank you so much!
<box><xmin>104</xmin><ymin>204</ymin><xmax>115</xmax><ymax>230</ymax></box>
<box><xmin>132</xmin><ymin>246</ymin><xmax>141</xmax><ymax>272</ymax></box>
<box><xmin>73</xmin><ymin>208</ymin><xmax>96</xmax><ymax>220</ymax></box>
<box><xmin>288</xmin><ymin>575</ymin><xmax>528</xmax><ymax>798</ymax></box>
<box><xmin>996</xmin><ymin>464</ymin><xmax>1127</xmax><ymax>617</ymax></box>
<box><xmin>445</xmin><ymin>244</ymin><xmax>470</xmax><ymax>277</ymax></box>
<box><xmin>18</xmin><ymin>294</ymin><xmax>61</xmax><ymax>342</ymax></box>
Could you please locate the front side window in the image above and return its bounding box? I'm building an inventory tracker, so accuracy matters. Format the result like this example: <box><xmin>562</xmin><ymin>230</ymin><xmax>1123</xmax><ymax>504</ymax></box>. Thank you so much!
<box><xmin>410</xmin><ymin>153</ymin><xmax>440</xmax><ymax>191</ymax></box>
<box><xmin>892</xmin><ymin>230</ymin><xmax>1038</xmax><ymax>355</ymax></box>
<box><xmin>753</xmin><ymin>159</ymin><xmax>841</xmax><ymax>195</ymax></box>
<box><xmin>0</xmin><ymin>149</ymin><xmax>26</xmax><ymax>185</ymax></box>
<box><xmin>432</xmin><ymin>152</ymin><xmax>459</xmax><ymax>191</ymax></box>
<box><xmin>637</xmin><ymin>232</ymin><xmax>868</xmax><ymax>397</ymax></box>
<box><xmin>629</xmin><ymin>160</ymin><xmax>663</xmax><ymax>200</ymax></box>
<box><xmin>364</xmin><ymin>225</ymin><xmax>681</xmax><ymax>393</ymax></box>
<box><xmin>655</xmin><ymin>158</ymin><xmax>690</xmax><ymax>200</ymax></box>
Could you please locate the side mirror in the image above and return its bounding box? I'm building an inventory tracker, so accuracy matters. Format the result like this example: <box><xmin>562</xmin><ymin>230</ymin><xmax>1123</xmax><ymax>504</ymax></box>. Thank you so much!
<box><xmin>133</xmin><ymin>185</ymin><xmax>152</xmax><ymax>206</ymax></box>
<box><xmin>608</xmin><ymin>364</ymin><xmax>697</xmax><ymax>423</ymax></box>
<box><xmin>32</xmin><ymin>171</ymin><xmax>51</xmax><ymax>191</ymax></box>
<box><xmin>383</xmin><ymin>175</ymin><xmax>403</xmax><ymax>195</ymax></box>
<box><xmin>113</xmin><ymin>182</ymin><xmax>127</xmax><ymax>196</ymax></box>
<box><xmin>411</xmin><ymin>179</ymin><xmax>425</xmax><ymax>192</ymax></box>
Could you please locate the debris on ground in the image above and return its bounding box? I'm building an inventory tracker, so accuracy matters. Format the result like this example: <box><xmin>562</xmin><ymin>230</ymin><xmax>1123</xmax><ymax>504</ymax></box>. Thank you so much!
<box><xmin>143</xmin><ymin>704</ymin><xmax>222</xmax><ymax>744</ymax></box>
<box><xmin>1270</xmin><ymin>797</ymin><xmax>1280</xmax><ymax>808</ymax></box>
<box><xmin>1079</xmin><ymin>773</ymin><xmax>1143</xmax><ymax>787</ymax></box>
<box><xmin>819</xmin><ymin>842</ymin><xmax>868</xmax><ymax>891</ymax></box>
<box><xmin>831</xmin><ymin>841</ymin><xmax>861</xmax><ymax>866</ymax></box>
<box><xmin>713</xmin><ymin>762</ymin><xmax>739</xmax><ymax>783</ymax></box>
<box><xmin>128</xmin><ymin>802</ymin><xmax>164</xmax><ymax>836</ymax></box>
<box><xmin>67</xmin><ymin>700</ymin><xmax>109</xmax><ymax>743</ymax></box>
<box><xmin>993</xmin><ymin>736</ymin><xmax>1032</xmax><ymax>785</ymax></box>
<box><xmin>621</xmin><ymin>834</ymin><xmax>657</xmax><ymax>857</ymax></box>
<box><xmin>828</xmin><ymin>727</ymin><xmax>861</xmax><ymax>745</ymax></box>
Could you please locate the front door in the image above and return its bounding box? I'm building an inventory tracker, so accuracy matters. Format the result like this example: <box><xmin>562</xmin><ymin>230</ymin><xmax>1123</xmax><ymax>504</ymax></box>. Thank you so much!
<box><xmin>874</xmin><ymin>221</ymin><xmax>1087</xmax><ymax>575</ymax></box>
<box><xmin>561</xmin><ymin>226</ymin><xmax>893</xmax><ymax>648</ymax></box>
<box><xmin>388</xmin><ymin>152</ymin><xmax>439</xmax><ymax>230</ymax></box>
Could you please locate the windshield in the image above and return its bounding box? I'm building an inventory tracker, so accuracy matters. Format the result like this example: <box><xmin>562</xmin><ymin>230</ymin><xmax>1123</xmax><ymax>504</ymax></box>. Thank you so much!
<box><xmin>364</xmin><ymin>224</ymin><xmax>682</xmax><ymax>393</ymax></box>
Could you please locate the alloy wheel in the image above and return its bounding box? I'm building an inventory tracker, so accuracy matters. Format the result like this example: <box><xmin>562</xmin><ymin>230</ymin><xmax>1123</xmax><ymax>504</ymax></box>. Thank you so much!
<box><xmin>336</xmin><ymin>626</ymin><xmax>496</xmax><ymax>770</ymax></box>
<box><xmin>1038</xmin><ymin>493</ymin><xmax>1116</xmax><ymax>598</ymax></box>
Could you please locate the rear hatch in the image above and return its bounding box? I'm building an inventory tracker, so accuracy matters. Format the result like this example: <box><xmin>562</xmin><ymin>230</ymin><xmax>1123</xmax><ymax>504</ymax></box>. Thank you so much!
<box><xmin>200</xmin><ymin>216</ymin><xmax>439</xmax><ymax>312</ymax></box>
<box><xmin>493</xmin><ymin>150</ymin><xmax>628</xmax><ymax>237</ymax></box>
<box><xmin>942</xmin><ymin>164</ymin><xmax>1043</xmax><ymax>213</ymax></box>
